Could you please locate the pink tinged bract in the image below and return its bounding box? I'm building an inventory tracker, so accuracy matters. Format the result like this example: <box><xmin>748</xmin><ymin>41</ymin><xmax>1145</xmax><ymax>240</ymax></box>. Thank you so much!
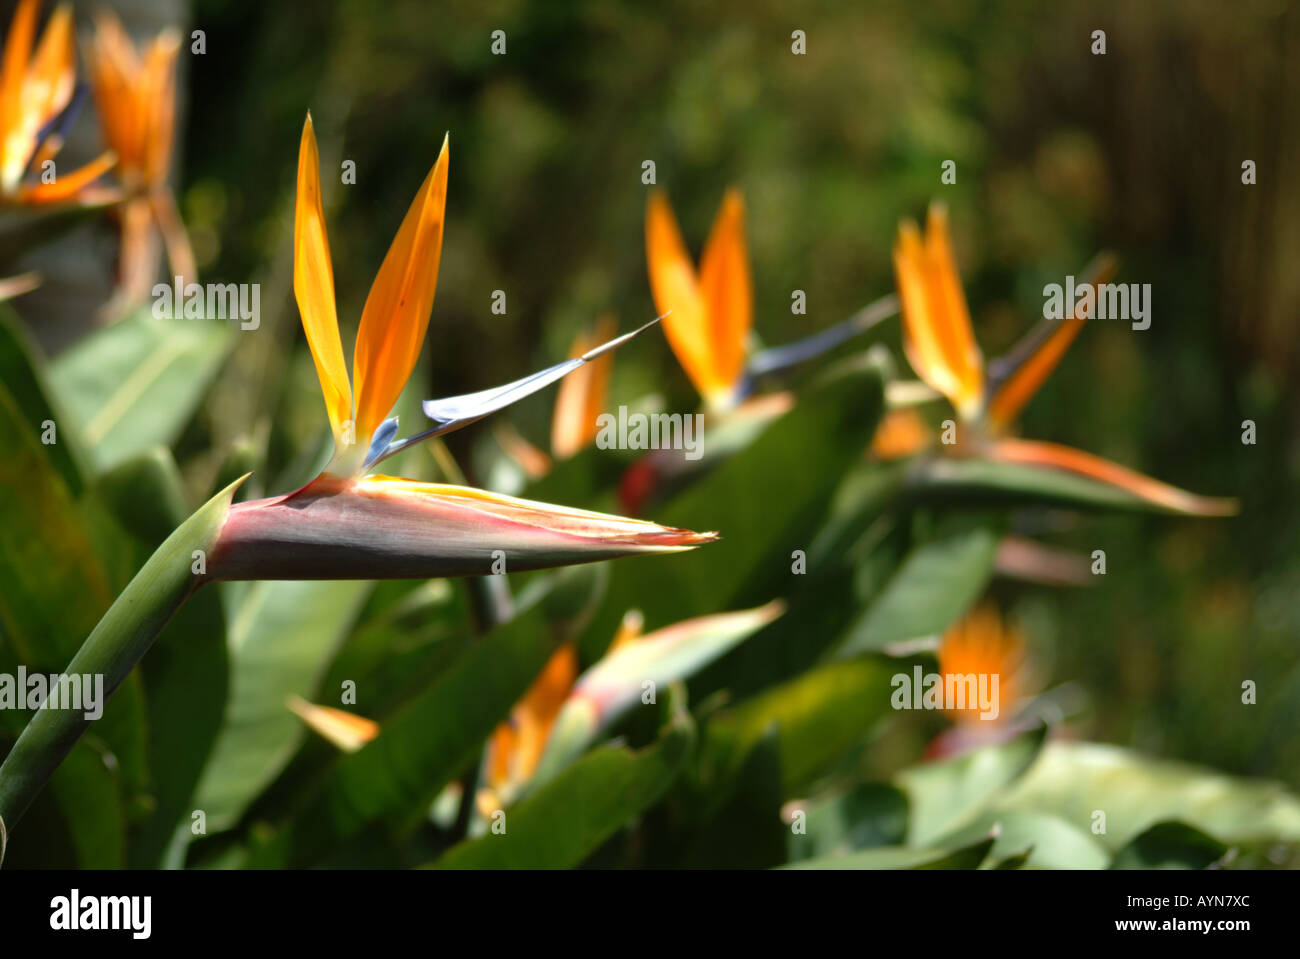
<box><xmin>206</xmin><ymin>475</ymin><xmax>717</xmax><ymax>581</ymax></box>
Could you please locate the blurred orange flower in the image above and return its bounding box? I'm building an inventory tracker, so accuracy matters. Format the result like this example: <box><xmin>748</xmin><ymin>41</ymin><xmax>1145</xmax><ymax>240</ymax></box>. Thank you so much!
<box><xmin>0</xmin><ymin>0</ymin><xmax>116</xmax><ymax>206</ymax></box>
<box><xmin>890</xmin><ymin>202</ymin><xmax>1235</xmax><ymax>515</ymax></box>
<box><xmin>646</xmin><ymin>189</ymin><xmax>752</xmax><ymax>411</ymax></box>
<box><xmin>938</xmin><ymin>604</ymin><xmax>1026</xmax><ymax>726</ymax></box>
<box><xmin>86</xmin><ymin>8</ymin><xmax>194</xmax><ymax>307</ymax></box>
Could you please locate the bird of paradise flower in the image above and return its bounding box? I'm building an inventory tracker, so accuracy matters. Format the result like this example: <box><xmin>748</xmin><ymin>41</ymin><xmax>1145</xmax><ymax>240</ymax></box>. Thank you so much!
<box><xmin>0</xmin><ymin>0</ymin><xmax>116</xmax><ymax>207</ymax></box>
<box><xmin>886</xmin><ymin>202</ymin><xmax>1236</xmax><ymax>516</ymax></box>
<box><xmin>645</xmin><ymin>188</ymin><xmax>898</xmax><ymax>413</ymax></box>
<box><xmin>628</xmin><ymin>188</ymin><xmax>896</xmax><ymax>512</ymax></box>
<box><xmin>204</xmin><ymin>115</ymin><xmax>717</xmax><ymax>581</ymax></box>
<box><xmin>86</xmin><ymin>7</ymin><xmax>195</xmax><ymax>310</ymax></box>
<box><xmin>291</xmin><ymin>601</ymin><xmax>786</xmax><ymax>818</ymax></box>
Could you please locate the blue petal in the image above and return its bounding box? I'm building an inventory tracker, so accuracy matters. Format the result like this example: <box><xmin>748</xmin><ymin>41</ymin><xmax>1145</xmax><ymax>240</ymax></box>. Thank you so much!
<box><xmin>747</xmin><ymin>294</ymin><xmax>897</xmax><ymax>378</ymax></box>
<box><xmin>984</xmin><ymin>252</ymin><xmax>1116</xmax><ymax>400</ymax></box>
<box><xmin>362</xmin><ymin>416</ymin><xmax>401</xmax><ymax>469</ymax></box>
<box><xmin>24</xmin><ymin>84</ymin><xmax>88</xmax><ymax>180</ymax></box>
<box><xmin>368</xmin><ymin>315</ymin><xmax>663</xmax><ymax>468</ymax></box>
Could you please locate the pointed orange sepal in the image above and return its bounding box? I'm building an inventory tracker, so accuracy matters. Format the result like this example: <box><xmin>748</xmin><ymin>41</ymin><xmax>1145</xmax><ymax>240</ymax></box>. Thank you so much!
<box><xmin>988</xmin><ymin>437</ymin><xmax>1239</xmax><ymax>517</ymax></box>
<box><xmin>646</xmin><ymin>190</ymin><xmax>738</xmax><ymax>408</ymax></box>
<box><xmin>550</xmin><ymin>315</ymin><xmax>615</xmax><ymax>459</ymax></box>
<box><xmin>985</xmin><ymin>253</ymin><xmax>1119</xmax><ymax>431</ymax></box>
<box><xmin>893</xmin><ymin>204</ymin><xmax>984</xmax><ymax>419</ymax></box>
<box><xmin>292</xmin><ymin>113</ymin><xmax>353</xmax><ymax>454</ymax></box>
<box><xmin>352</xmin><ymin>133</ymin><xmax>450</xmax><ymax>444</ymax></box>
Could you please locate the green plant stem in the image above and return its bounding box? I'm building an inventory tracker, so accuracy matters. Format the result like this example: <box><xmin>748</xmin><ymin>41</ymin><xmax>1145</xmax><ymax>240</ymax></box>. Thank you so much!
<box><xmin>0</xmin><ymin>477</ymin><xmax>242</xmax><ymax>859</ymax></box>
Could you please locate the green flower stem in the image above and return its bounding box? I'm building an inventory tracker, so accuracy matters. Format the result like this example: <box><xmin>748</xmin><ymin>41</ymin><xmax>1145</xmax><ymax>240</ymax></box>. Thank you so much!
<box><xmin>0</xmin><ymin>477</ymin><xmax>243</xmax><ymax>856</ymax></box>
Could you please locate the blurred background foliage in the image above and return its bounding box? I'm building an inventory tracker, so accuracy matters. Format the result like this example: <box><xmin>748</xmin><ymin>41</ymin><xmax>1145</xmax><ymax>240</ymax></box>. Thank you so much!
<box><xmin>3</xmin><ymin>0</ymin><xmax>1299</xmax><ymax>867</ymax></box>
<box><xmin>183</xmin><ymin>0</ymin><xmax>1300</xmax><ymax>789</ymax></box>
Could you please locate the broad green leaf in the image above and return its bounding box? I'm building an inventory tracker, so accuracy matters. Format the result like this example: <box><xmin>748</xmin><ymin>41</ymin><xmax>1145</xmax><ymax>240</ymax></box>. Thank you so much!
<box><xmin>1109</xmin><ymin>820</ymin><xmax>1229</xmax><ymax>870</ymax></box>
<box><xmin>49</xmin><ymin>309</ymin><xmax>235</xmax><ymax>471</ymax></box>
<box><xmin>248</xmin><ymin>568</ymin><xmax>598</xmax><ymax>845</ymax></box>
<box><xmin>896</xmin><ymin>725</ymin><xmax>1047</xmax><ymax>846</ymax></box>
<box><xmin>0</xmin><ymin>309</ymin><xmax>88</xmax><ymax>492</ymax></box>
<box><xmin>577</xmin><ymin>354</ymin><xmax>886</xmax><ymax>661</ymax></box>
<box><xmin>784</xmin><ymin>834</ymin><xmax>996</xmax><ymax>870</ymax></box>
<box><xmin>941</xmin><ymin>810</ymin><xmax>1110</xmax><ymax>870</ymax></box>
<box><xmin>428</xmin><ymin>717</ymin><xmax>692</xmax><ymax>869</ymax></box>
<box><xmin>807</xmin><ymin>460</ymin><xmax>909</xmax><ymax>568</ymax></box>
<box><xmin>989</xmin><ymin>848</ymin><xmax>1033</xmax><ymax>869</ymax></box>
<box><xmin>191</xmin><ymin>579</ymin><xmax>371</xmax><ymax>832</ymax></box>
<box><xmin>995</xmin><ymin>741</ymin><xmax>1300</xmax><ymax>851</ymax></box>
<box><xmin>0</xmin><ymin>375</ymin><xmax>153</xmax><ymax>862</ymax></box>
<box><xmin>0</xmin><ymin>741</ymin><xmax>125</xmax><ymax>869</ymax></box>
<box><xmin>835</xmin><ymin>516</ymin><xmax>1000</xmax><ymax>657</ymax></box>
<box><xmin>674</xmin><ymin>725</ymin><xmax>787</xmax><ymax>868</ymax></box>
<box><xmin>0</xmin><ymin>383</ymin><xmax>113</xmax><ymax>668</ymax></box>
<box><xmin>702</xmin><ymin>655</ymin><xmax>910</xmax><ymax>799</ymax></box>
<box><xmin>276</xmin><ymin>601</ymin><xmax>562</xmax><ymax>863</ymax></box>
<box><xmin>318</xmin><ymin>580</ymin><xmax>464</xmax><ymax>719</ymax></box>
<box><xmin>50</xmin><ymin>742</ymin><xmax>126</xmax><ymax>869</ymax></box>
<box><xmin>694</xmin><ymin>471</ymin><xmax>908</xmax><ymax>700</ymax></box>
<box><xmin>786</xmin><ymin>783</ymin><xmax>909</xmax><ymax>863</ymax></box>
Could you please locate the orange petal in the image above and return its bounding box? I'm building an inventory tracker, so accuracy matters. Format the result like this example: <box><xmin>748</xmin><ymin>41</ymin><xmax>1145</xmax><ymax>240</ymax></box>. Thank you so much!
<box><xmin>293</xmin><ymin>113</ymin><xmax>353</xmax><ymax>452</ymax></box>
<box><xmin>494</xmin><ymin>420</ymin><xmax>552</xmax><ymax>480</ymax></box>
<box><xmin>287</xmin><ymin>696</ymin><xmax>380</xmax><ymax>753</ymax></box>
<box><xmin>97</xmin><ymin>10</ymin><xmax>149</xmax><ymax>179</ymax></box>
<box><xmin>698</xmin><ymin>188</ymin><xmax>751</xmax><ymax>396</ymax></box>
<box><xmin>352</xmin><ymin>134</ymin><xmax>450</xmax><ymax>445</ymax></box>
<box><xmin>550</xmin><ymin>315</ymin><xmax>615</xmax><ymax>459</ymax></box>
<box><xmin>985</xmin><ymin>253</ymin><xmax>1119</xmax><ymax>431</ymax></box>
<box><xmin>988</xmin><ymin>437</ymin><xmax>1239</xmax><ymax>516</ymax></box>
<box><xmin>92</xmin><ymin>7</ymin><xmax>140</xmax><ymax>78</ymax></box>
<box><xmin>87</xmin><ymin>10</ymin><xmax>137</xmax><ymax>175</ymax></box>
<box><xmin>512</xmin><ymin>643</ymin><xmax>578</xmax><ymax>781</ymax></box>
<box><xmin>893</xmin><ymin>204</ymin><xmax>984</xmax><ymax>419</ymax></box>
<box><xmin>0</xmin><ymin>0</ymin><xmax>37</xmax><ymax>104</ymax></box>
<box><xmin>485</xmin><ymin>721</ymin><xmax>518</xmax><ymax>790</ymax></box>
<box><xmin>645</xmin><ymin>191</ymin><xmax>726</xmax><ymax>406</ymax></box>
<box><xmin>16</xmin><ymin>148</ymin><xmax>116</xmax><ymax>204</ymax></box>
<box><xmin>605</xmin><ymin>608</ymin><xmax>645</xmax><ymax>656</ymax></box>
<box><xmin>870</xmin><ymin>407</ymin><xmax>931</xmax><ymax>460</ymax></box>
<box><xmin>141</xmin><ymin>30</ymin><xmax>180</xmax><ymax>188</ymax></box>
<box><xmin>0</xmin><ymin>0</ymin><xmax>39</xmax><ymax>191</ymax></box>
<box><xmin>938</xmin><ymin>603</ymin><xmax>1025</xmax><ymax>725</ymax></box>
<box><xmin>22</xmin><ymin>2</ymin><xmax>74</xmax><ymax>146</ymax></box>
<box><xmin>485</xmin><ymin>642</ymin><xmax>578</xmax><ymax>789</ymax></box>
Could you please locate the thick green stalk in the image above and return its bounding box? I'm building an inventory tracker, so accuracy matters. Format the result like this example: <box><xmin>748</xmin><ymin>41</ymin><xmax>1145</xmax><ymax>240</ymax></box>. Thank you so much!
<box><xmin>0</xmin><ymin>477</ymin><xmax>243</xmax><ymax>856</ymax></box>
